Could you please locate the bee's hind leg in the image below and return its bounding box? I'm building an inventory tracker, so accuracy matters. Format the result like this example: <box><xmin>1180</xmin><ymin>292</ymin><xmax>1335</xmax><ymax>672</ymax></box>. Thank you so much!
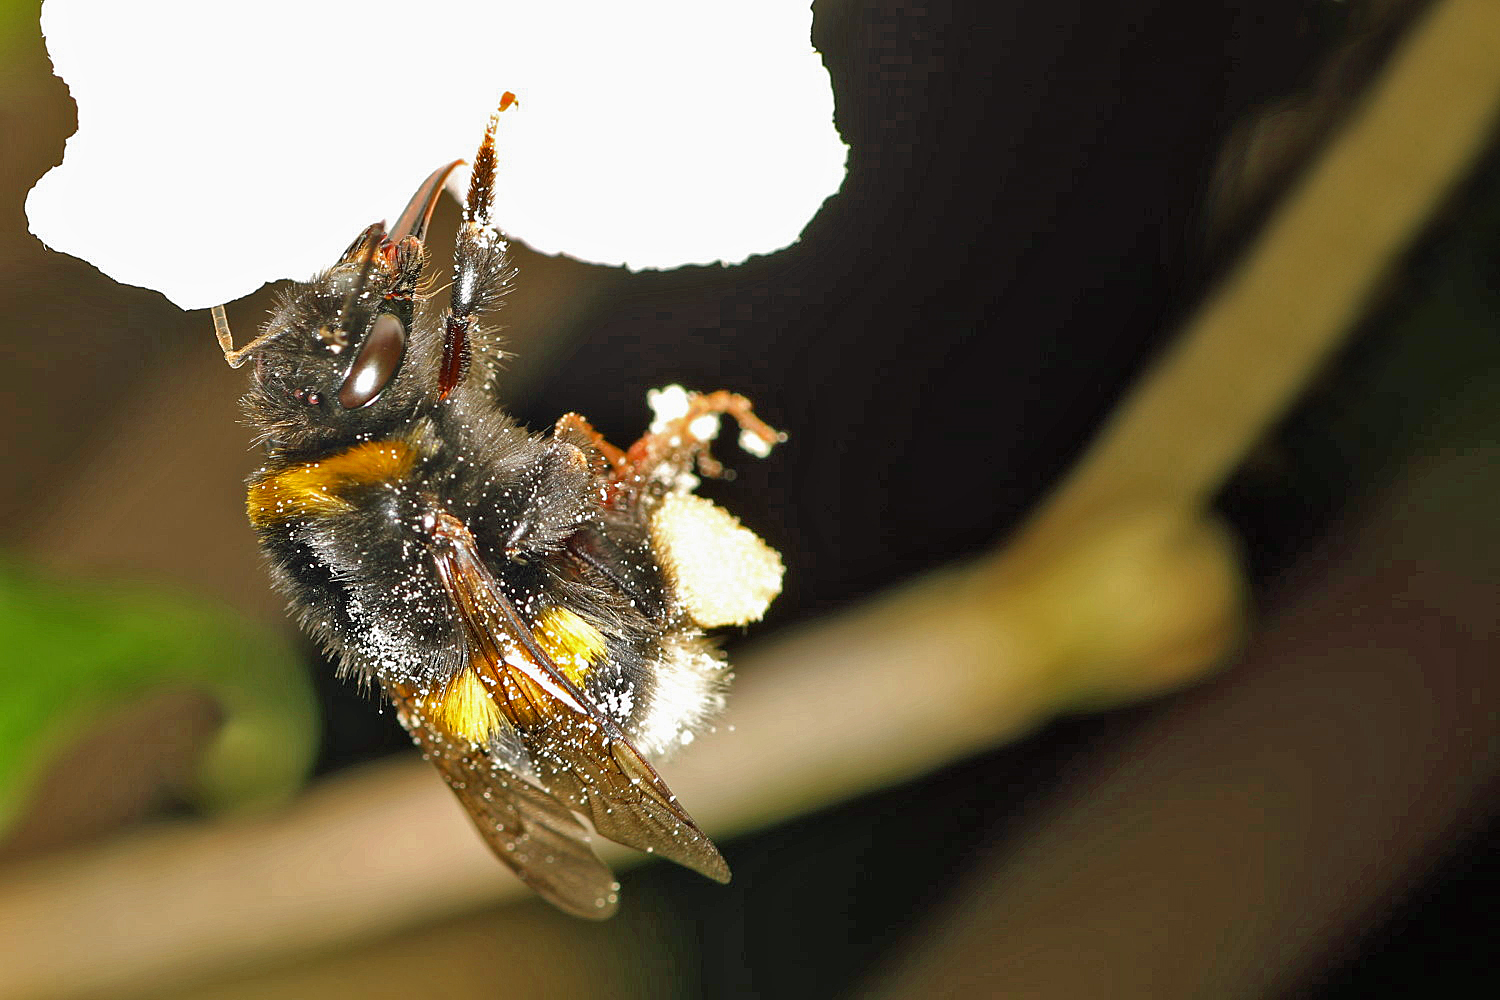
<box><xmin>553</xmin><ymin>392</ymin><xmax>781</xmax><ymax>513</ymax></box>
<box><xmin>627</xmin><ymin>389</ymin><xmax>783</xmax><ymax>482</ymax></box>
<box><xmin>553</xmin><ymin>412</ymin><xmax>629</xmax><ymax>478</ymax></box>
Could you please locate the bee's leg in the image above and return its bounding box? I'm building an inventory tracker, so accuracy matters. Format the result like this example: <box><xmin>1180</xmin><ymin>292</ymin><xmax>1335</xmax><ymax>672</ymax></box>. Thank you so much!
<box><xmin>440</xmin><ymin>93</ymin><xmax>519</xmax><ymax>399</ymax></box>
<box><xmin>554</xmin><ymin>413</ymin><xmax>629</xmax><ymax>477</ymax></box>
<box><xmin>624</xmin><ymin>390</ymin><xmax>783</xmax><ymax>483</ymax></box>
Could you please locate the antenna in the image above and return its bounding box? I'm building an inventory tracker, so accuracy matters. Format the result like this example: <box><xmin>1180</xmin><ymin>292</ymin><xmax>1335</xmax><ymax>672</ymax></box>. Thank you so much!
<box><xmin>212</xmin><ymin>303</ymin><xmax>279</xmax><ymax>369</ymax></box>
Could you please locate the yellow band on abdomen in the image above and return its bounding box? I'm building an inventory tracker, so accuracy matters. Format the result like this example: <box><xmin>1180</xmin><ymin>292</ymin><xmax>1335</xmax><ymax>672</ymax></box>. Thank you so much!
<box><xmin>532</xmin><ymin>606</ymin><xmax>608</xmax><ymax>686</ymax></box>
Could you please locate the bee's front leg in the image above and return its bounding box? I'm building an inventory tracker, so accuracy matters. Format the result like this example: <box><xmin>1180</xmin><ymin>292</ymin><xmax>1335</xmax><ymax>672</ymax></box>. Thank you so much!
<box><xmin>440</xmin><ymin>93</ymin><xmax>518</xmax><ymax>398</ymax></box>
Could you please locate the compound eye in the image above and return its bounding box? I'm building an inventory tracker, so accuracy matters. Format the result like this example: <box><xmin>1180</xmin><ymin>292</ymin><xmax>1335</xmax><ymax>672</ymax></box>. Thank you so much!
<box><xmin>338</xmin><ymin>312</ymin><xmax>406</xmax><ymax>409</ymax></box>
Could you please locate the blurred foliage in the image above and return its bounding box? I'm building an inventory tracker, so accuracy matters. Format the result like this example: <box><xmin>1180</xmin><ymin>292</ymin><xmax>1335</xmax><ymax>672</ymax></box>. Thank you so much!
<box><xmin>1222</xmin><ymin>148</ymin><xmax>1500</xmax><ymax>584</ymax></box>
<box><xmin>0</xmin><ymin>1</ymin><xmax>32</xmax><ymax>52</ymax></box>
<box><xmin>0</xmin><ymin>559</ymin><xmax>317</xmax><ymax>836</ymax></box>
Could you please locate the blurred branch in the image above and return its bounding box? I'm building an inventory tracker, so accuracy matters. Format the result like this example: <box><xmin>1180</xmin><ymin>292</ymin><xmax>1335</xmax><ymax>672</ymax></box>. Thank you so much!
<box><xmin>860</xmin><ymin>445</ymin><xmax>1500</xmax><ymax>1000</ymax></box>
<box><xmin>3</xmin><ymin>0</ymin><xmax>1499</xmax><ymax>997</ymax></box>
<box><xmin>1021</xmin><ymin>0</ymin><xmax>1500</xmax><ymax>551</ymax></box>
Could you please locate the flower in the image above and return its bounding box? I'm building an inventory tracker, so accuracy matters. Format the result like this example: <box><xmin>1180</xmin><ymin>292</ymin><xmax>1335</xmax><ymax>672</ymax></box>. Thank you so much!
<box><xmin>26</xmin><ymin>0</ymin><xmax>848</xmax><ymax>310</ymax></box>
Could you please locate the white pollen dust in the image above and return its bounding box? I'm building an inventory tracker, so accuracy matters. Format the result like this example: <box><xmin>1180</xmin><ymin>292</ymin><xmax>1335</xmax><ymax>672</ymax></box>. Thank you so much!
<box><xmin>647</xmin><ymin>384</ymin><xmax>692</xmax><ymax>434</ymax></box>
<box><xmin>688</xmin><ymin>414</ymin><xmax>722</xmax><ymax>442</ymax></box>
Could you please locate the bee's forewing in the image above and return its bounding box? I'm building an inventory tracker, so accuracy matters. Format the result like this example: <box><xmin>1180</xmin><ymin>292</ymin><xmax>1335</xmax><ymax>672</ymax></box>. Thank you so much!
<box><xmin>495</xmin><ymin>682</ymin><xmax>732</xmax><ymax>884</ymax></box>
<box><xmin>427</xmin><ymin>511</ymin><xmax>731</xmax><ymax>885</ymax></box>
<box><xmin>388</xmin><ymin>685</ymin><xmax>622</xmax><ymax>919</ymax></box>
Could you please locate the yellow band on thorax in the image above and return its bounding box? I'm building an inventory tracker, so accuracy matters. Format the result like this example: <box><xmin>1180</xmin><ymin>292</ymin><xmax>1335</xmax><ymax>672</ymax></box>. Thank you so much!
<box><xmin>247</xmin><ymin>440</ymin><xmax>416</xmax><ymax>526</ymax></box>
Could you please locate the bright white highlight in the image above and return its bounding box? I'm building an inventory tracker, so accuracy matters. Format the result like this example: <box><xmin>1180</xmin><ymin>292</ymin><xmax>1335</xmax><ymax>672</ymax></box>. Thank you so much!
<box><xmin>26</xmin><ymin>0</ymin><xmax>848</xmax><ymax>311</ymax></box>
<box><xmin>738</xmin><ymin>427</ymin><xmax>774</xmax><ymax>458</ymax></box>
<box><xmin>647</xmin><ymin>384</ymin><xmax>693</xmax><ymax>433</ymax></box>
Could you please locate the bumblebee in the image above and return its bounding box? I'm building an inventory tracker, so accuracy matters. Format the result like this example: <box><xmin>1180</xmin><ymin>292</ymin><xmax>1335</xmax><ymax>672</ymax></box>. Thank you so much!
<box><xmin>211</xmin><ymin>94</ymin><xmax>783</xmax><ymax>918</ymax></box>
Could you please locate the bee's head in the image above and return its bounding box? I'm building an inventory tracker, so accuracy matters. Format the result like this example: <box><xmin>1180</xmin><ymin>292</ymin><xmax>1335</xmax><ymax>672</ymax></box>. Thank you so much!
<box><xmin>216</xmin><ymin>97</ymin><xmax>518</xmax><ymax>457</ymax></box>
<box><xmin>241</xmin><ymin>250</ymin><xmax>416</xmax><ymax>454</ymax></box>
<box><xmin>222</xmin><ymin>164</ymin><xmax>462</xmax><ymax>458</ymax></box>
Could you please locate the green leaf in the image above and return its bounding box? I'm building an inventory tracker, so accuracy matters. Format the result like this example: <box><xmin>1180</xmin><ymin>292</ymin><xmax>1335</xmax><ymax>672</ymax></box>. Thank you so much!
<box><xmin>0</xmin><ymin>559</ymin><xmax>318</xmax><ymax>836</ymax></box>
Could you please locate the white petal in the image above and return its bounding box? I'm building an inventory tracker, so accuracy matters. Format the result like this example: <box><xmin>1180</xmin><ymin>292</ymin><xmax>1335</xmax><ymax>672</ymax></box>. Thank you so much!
<box><xmin>26</xmin><ymin>0</ymin><xmax>848</xmax><ymax>311</ymax></box>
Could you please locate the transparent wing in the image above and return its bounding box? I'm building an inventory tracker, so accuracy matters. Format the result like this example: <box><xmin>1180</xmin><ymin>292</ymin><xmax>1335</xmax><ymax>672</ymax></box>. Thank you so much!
<box><xmin>425</xmin><ymin>509</ymin><xmax>730</xmax><ymax>884</ymax></box>
<box><xmin>387</xmin><ymin>683</ymin><xmax>622</xmax><ymax>919</ymax></box>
